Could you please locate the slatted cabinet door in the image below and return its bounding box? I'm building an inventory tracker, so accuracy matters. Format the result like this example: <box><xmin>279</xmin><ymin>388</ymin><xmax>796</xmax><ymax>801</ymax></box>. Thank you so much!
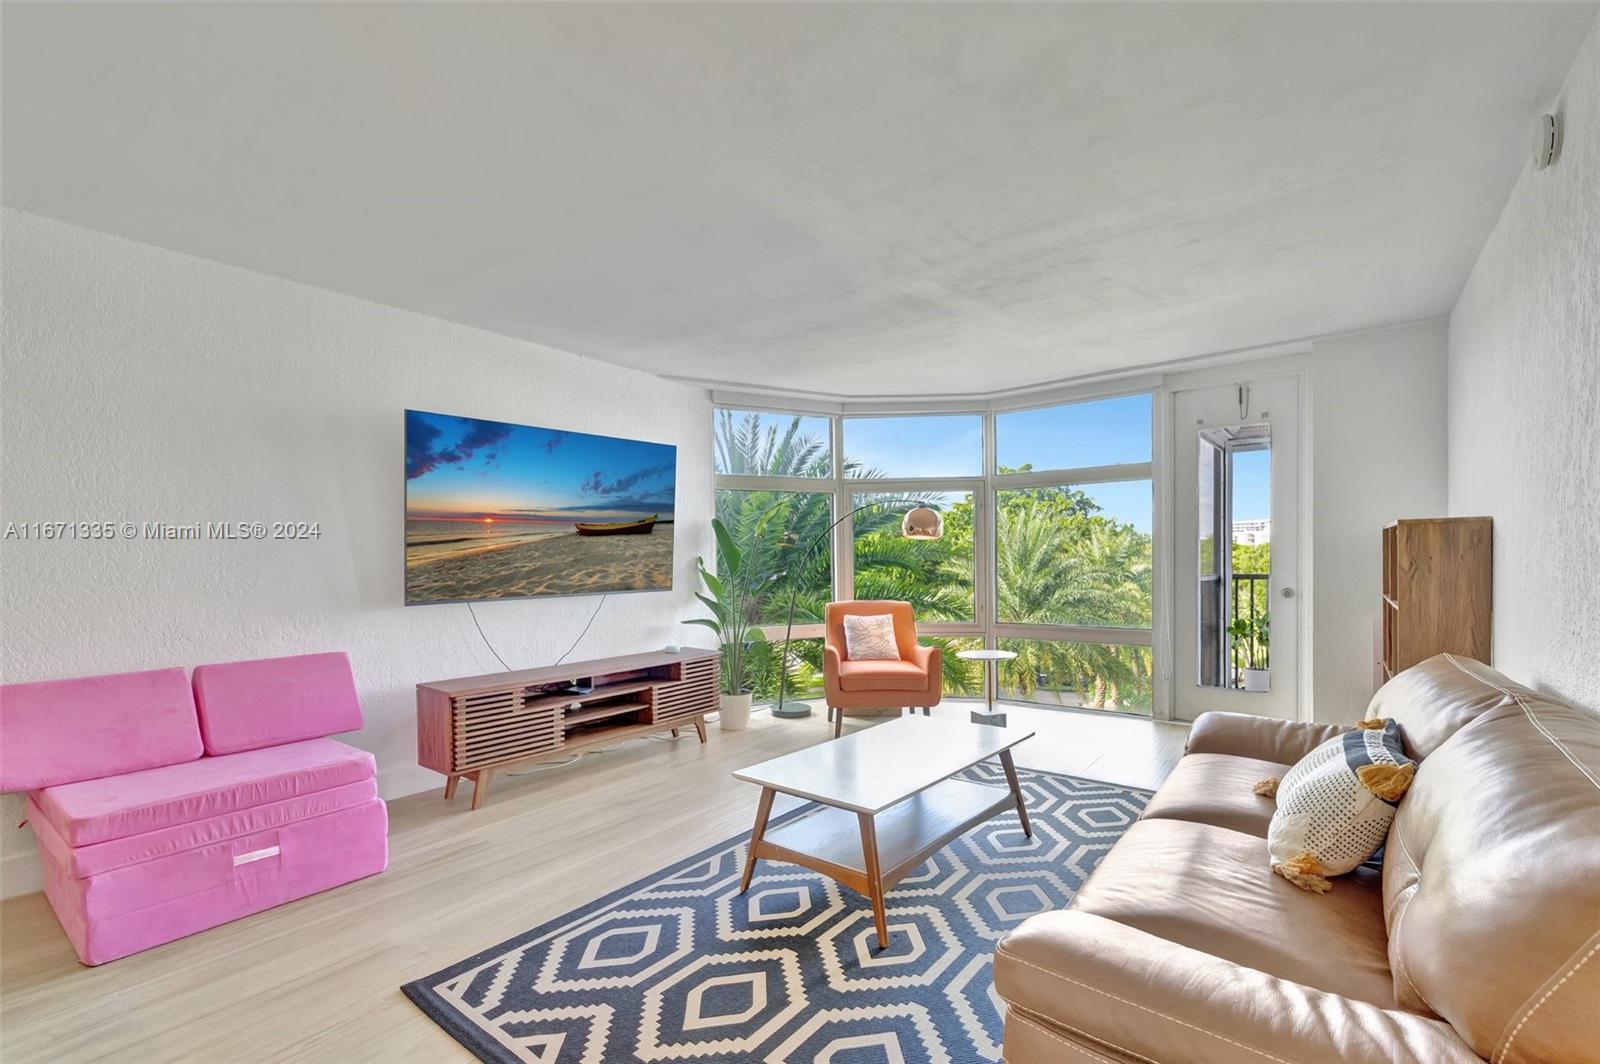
<box><xmin>454</xmin><ymin>688</ymin><xmax>563</xmax><ymax>772</ymax></box>
<box><xmin>651</xmin><ymin>655</ymin><xmax>719</xmax><ymax>724</ymax></box>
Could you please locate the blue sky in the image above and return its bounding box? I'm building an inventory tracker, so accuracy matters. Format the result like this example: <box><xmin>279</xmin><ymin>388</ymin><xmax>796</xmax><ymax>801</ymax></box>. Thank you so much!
<box><xmin>1232</xmin><ymin>449</ymin><xmax>1270</xmax><ymax>522</ymax></box>
<box><xmin>406</xmin><ymin>410</ymin><xmax>675</xmax><ymax>521</ymax></box>
<box><xmin>720</xmin><ymin>397</ymin><xmax>1170</xmax><ymax>531</ymax></box>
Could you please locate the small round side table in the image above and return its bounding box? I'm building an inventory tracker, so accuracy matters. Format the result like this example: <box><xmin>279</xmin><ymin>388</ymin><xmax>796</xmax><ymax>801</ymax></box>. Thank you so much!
<box><xmin>956</xmin><ymin>648</ymin><xmax>1017</xmax><ymax>727</ymax></box>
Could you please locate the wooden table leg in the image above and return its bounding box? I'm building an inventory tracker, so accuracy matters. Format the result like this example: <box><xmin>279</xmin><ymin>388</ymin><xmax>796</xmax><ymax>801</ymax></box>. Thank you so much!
<box><xmin>740</xmin><ymin>787</ymin><xmax>776</xmax><ymax>892</ymax></box>
<box><xmin>692</xmin><ymin>716</ymin><xmax>708</xmax><ymax>743</ymax></box>
<box><xmin>858</xmin><ymin>811</ymin><xmax>889</xmax><ymax>949</ymax></box>
<box><xmin>443</xmin><ymin>774</ymin><xmax>460</xmax><ymax>800</ymax></box>
<box><xmin>999</xmin><ymin>748</ymin><xmax>1031</xmax><ymax>838</ymax></box>
<box><xmin>470</xmin><ymin>768</ymin><xmax>495</xmax><ymax>811</ymax></box>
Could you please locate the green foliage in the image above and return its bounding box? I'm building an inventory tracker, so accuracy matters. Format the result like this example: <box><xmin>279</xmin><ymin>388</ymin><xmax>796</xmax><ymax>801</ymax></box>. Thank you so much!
<box><xmin>1231</xmin><ymin>540</ymin><xmax>1270</xmax><ymax>575</ymax></box>
<box><xmin>684</xmin><ymin>517</ymin><xmax>768</xmax><ymax>696</ymax></box>
<box><xmin>1227</xmin><ymin>611</ymin><xmax>1269</xmax><ymax>671</ymax></box>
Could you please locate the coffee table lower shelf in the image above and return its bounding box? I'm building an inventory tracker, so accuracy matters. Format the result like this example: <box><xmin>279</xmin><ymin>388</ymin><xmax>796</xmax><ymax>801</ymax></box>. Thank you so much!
<box><xmin>741</xmin><ymin>774</ymin><xmax>1028</xmax><ymax>948</ymax></box>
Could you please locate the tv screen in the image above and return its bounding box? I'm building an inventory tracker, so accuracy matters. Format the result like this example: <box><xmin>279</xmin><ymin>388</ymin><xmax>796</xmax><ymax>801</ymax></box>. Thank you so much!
<box><xmin>405</xmin><ymin>410</ymin><xmax>676</xmax><ymax>605</ymax></box>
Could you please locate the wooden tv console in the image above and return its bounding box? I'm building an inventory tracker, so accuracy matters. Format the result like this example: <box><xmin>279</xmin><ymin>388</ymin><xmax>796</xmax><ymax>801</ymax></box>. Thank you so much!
<box><xmin>416</xmin><ymin>647</ymin><xmax>720</xmax><ymax>810</ymax></box>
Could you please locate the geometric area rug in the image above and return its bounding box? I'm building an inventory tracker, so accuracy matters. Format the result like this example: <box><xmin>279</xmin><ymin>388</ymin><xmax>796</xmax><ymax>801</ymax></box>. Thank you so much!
<box><xmin>403</xmin><ymin>765</ymin><xmax>1149</xmax><ymax>1064</ymax></box>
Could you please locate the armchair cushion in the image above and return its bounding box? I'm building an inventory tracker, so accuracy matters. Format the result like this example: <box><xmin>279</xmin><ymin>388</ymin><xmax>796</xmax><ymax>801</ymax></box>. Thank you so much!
<box><xmin>995</xmin><ymin>910</ymin><xmax>1479</xmax><ymax>1064</ymax></box>
<box><xmin>835</xmin><ymin>659</ymin><xmax>928</xmax><ymax>692</ymax></box>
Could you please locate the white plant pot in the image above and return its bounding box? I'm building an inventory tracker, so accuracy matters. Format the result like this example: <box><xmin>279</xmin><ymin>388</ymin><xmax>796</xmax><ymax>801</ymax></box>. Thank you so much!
<box><xmin>719</xmin><ymin>692</ymin><xmax>753</xmax><ymax>731</ymax></box>
<box><xmin>1243</xmin><ymin>668</ymin><xmax>1271</xmax><ymax>693</ymax></box>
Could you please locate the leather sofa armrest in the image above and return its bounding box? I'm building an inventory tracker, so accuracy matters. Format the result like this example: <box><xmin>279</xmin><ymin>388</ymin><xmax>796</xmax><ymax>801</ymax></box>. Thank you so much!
<box><xmin>1184</xmin><ymin>711</ymin><xmax>1348</xmax><ymax>764</ymax></box>
<box><xmin>995</xmin><ymin>911</ymin><xmax>1479</xmax><ymax>1064</ymax></box>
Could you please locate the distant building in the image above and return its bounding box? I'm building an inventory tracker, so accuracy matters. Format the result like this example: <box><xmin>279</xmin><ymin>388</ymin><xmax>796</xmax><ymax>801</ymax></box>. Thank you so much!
<box><xmin>1232</xmin><ymin>519</ymin><xmax>1270</xmax><ymax>545</ymax></box>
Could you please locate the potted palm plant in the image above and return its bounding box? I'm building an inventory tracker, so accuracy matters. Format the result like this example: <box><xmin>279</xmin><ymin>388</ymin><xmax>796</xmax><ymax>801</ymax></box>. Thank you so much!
<box><xmin>1228</xmin><ymin>613</ymin><xmax>1270</xmax><ymax>692</ymax></box>
<box><xmin>684</xmin><ymin>517</ymin><xmax>764</xmax><ymax>730</ymax></box>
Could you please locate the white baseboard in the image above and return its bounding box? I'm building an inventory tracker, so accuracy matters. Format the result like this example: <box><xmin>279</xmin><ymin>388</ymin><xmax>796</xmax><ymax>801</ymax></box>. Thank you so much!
<box><xmin>1</xmin><ymin>848</ymin><xmax>43</xmax><ymax>900</ymax></box>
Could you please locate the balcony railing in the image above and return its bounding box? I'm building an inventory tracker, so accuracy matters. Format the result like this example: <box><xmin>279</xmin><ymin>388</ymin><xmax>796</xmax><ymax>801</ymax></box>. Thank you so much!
<box><xmin>1232</xmin><ymin>572</ymin><xmax>1269</xmax><ymax>627</ymax></box>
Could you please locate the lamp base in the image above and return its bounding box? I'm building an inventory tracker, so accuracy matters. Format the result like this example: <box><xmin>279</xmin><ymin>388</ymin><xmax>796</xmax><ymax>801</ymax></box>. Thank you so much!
<box><xmin>770</xmin><ymin>702</ymin><xmax>813</xmax><ymax>719</ymax></box>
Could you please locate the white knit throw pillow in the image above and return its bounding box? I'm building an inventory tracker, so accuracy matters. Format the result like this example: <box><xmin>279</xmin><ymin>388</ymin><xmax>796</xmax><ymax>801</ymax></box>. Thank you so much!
<box><xmin>842</xmin><ymin>614</ymin><xmax>899</xmax><ymax>660</ymax></box>
<box><xmin>1262</xmin><ymin>718</ymin><xmax>1416</xmax><ymax>893</ymax></box>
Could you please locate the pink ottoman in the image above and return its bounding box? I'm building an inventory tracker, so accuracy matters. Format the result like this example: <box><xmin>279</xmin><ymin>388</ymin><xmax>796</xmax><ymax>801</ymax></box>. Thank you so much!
<box><xmin>1</xmin><ymin>653</ymin><xmax>388</xmax><ymax>965</ymax></box>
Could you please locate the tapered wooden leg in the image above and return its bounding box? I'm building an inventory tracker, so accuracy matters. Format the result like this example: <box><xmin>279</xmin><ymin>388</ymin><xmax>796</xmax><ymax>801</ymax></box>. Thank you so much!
<box><xmin>858</xmin><ymin>811</ymin><xmax>889</xmax><ymax>949</ymax></box>
<box><xmin>826</xmin><ymin>706</ymin><xmax>834</xmax><ymax>722</ymax></box>
<box><xmin>470</xmin><ymin>768</ymin><xmax>495</xmax><ymax>811</ymax></box>
<box><xmin>671</xmin><ymin>727</ymin><xmax>680</xmax><ymax>737</ymax></box>
<box><xmin>999</xmin><ymin>748</ymin><xmax>1031</xmax><ymax>838</ymax></box>
<box><xmin>692</xmin><ymin>716</ymin><xmax>708</xmax><ymax>743</ymax></box>
<box><xmin>740</xmin><ymin>787</ymin><xmax>776</xmax><ymax>892</ymax></box>
<box><xmin>443</xmin><ymin>774</ymin><xmax>461</xmax><ymax>800</ymax></box>
<box><xmin>834</xmin><ymin>710</ymin><xmax>844</xmax><ymax>739</ymax></box>
<box><xmin>922</xmin><ymin>706</ymin><xmax>931</xmax><ymax>716</ymax></box>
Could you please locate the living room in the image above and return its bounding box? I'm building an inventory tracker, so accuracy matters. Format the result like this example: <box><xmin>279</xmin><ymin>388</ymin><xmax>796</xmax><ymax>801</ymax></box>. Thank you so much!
<box><xmin>1</xmin><ymin>4</ymin><xmax>1596</xmax><ymax>1063</ymax></box>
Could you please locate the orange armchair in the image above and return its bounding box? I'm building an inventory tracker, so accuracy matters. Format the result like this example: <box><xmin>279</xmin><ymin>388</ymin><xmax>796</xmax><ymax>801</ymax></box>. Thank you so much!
<box><xmin>823</xmin><ymin>600</ymin><xmax>943</xmax><ymax>738</ymax></box>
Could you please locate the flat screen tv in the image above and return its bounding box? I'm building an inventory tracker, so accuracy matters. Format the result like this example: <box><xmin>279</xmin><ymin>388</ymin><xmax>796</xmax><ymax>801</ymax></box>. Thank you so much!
<box><xmin>405</xmin><ymin>409</ymin><xmax>676</xmax><ymax>605</ymax></box>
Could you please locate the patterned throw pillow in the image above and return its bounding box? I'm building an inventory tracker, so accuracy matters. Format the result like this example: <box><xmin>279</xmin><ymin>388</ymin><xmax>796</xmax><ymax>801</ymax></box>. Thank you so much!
<box><xmin>1255</xmin><ymin>718</ymin><xmax>1417</xmax><ymax>893</ymax></box>
<box><xmin>842</xmin><ymin>614</ymin><xmax>900</xmax><ymax>660</ymax></box>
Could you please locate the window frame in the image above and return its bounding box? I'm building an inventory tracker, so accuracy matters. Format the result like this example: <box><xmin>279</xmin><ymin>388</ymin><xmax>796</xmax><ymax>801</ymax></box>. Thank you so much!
<box><xmin>710</xmin><ymin>387</ymin><xmax>1161</xmax><ymax>713</ymax></box>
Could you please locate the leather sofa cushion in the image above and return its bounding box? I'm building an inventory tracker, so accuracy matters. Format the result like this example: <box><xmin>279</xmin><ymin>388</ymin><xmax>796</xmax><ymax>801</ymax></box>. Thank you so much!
<box><xmin>1070</xmin><ymin>817</ymin><xmax>1398</xmax><ymax>1007</ymax></box>
<box><xmin>1364</xmin><ymin>653</ymin><xmax>1515</xmax><ymax>760</ymax></box>
<box><xmin>835</xmin><ymin>658</ymin><xmax>928</xmax><ymax>692</ymax></box>
<box><xmin>1138</xmin><ymin>752</ymin><xmax>1288</xmax><ymax>838</ymax></box>
<box><xmin>996</xmin><ymin>910</ymin><xmax>1481</xmax><ymax>1064</ymax></box>
<box><xmin>1381</xmin><ymin>659</ymin><xmax>1600</xmax><ymax>1062</ymax></box>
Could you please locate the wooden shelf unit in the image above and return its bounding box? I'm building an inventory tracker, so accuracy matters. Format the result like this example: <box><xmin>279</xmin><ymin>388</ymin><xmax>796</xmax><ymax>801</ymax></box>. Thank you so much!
<box><xmin>1380</xmin><ymin>517</ymin><xmax>1492</xmax><ymax>681</ymax></box>
<box><xmin>417</xmin><ymin>647</ymin><xmax>720</xmax><ymax>809</ymax></box>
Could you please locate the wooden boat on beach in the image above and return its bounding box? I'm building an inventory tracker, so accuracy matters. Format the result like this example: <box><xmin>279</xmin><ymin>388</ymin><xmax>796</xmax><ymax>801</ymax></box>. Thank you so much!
<box><xmin>575</xmin><ymin>515</ymin><xmax>657</xmax><ymax>536</ymax></box>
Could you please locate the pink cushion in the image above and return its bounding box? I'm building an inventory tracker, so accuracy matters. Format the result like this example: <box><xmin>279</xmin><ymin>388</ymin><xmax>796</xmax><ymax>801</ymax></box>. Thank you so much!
<box><xmin>192</xmin><ymin>652</ymin><xmax>363</xmax><ymax>755</ymax></box>
<box><xmin>31</xmin><ymin>738</ymin><xmax>377</xmax><ymax>847</ymax></box>
<box><xmin>0</xmin><ymin>667</ymin><xmax>202</xmax><ymax>791</ymax></box>
<box><xmin>29</xmin><ymin>778</ymin><xmax>379</xmax><ymax>879</ymax></box>
<box><xmin>35</xmin><ymin>797</ymin><xmax>388</xmax><ymax>965</ymax></box>
<box><xmin>836</xmin><ymin>658</ymin><xmax>928</xmax><ymax>692</ymax></box>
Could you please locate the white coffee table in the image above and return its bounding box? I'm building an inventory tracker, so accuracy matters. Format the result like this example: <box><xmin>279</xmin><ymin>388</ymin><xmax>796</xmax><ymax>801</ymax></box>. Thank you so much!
<box><xmin>733</xmin><ymin>715</ymin><xmax>1035</xmax><ymax>948</ymax></box>
<box><xmin>957</xmin><ymin>648</ymin><xmax>1018</xmax><ymax>726</ymax></box>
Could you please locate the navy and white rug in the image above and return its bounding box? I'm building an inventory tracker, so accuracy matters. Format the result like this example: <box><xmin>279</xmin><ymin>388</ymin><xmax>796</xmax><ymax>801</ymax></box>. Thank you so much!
<box><xmin>403</xmin><ymin>764</ymin><xmax>1148</xmax><ymax>1064</ymax></box>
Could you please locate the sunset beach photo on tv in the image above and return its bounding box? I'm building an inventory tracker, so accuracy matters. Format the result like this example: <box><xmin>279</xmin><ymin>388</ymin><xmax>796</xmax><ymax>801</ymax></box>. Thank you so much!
<box><xmin>404</xmin><ymin>410</ymin><xmax>676</xmax><ymax>605</ymax></box>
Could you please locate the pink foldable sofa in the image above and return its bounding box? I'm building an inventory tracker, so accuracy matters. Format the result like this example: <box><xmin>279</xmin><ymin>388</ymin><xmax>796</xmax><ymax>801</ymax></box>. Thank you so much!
<box><xmin>0</xmin><ymin>652</ymin><xmax>388</xmax><ymax>965</ymax></box>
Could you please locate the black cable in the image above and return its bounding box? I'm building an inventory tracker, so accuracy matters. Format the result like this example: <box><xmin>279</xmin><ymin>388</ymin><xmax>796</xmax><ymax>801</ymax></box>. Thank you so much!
<box><xmin>555</xmin><ymin>594</ymin><xmax>607</xmax><ymax>666</ymax></box>
<box><xmin>465</xmin><ymin>602</ymin><xmax>511</xmax><ymax>670</ymax></box>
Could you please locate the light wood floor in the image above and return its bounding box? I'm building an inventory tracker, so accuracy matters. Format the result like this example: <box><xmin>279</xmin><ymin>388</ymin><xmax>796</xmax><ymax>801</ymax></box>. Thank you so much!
<box><xmin>0</xmin><ymin>703</ymin><xmax>1186</xmax><ymax>1064</ymax></box>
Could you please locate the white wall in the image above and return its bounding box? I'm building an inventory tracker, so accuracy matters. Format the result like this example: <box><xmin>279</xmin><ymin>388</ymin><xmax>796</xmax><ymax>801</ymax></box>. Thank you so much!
<box><xmin>1446</xmin><ymin>22</ymin><xmax>1600</xmax><ymax>713</ymax></box>
<box><xmin>1309</xmin><ymin>322</ymin><xmax>1450</xmax><ymax>724</ymax></box>
<box><xmin>0</xmin><ymin>210</ymin><xmax>714</xmax><ymax>897</ymax></box>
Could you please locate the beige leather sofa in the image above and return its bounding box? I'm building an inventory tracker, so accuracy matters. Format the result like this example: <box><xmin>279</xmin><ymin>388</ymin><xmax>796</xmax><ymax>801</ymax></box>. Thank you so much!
<box><xmin>994</xmin><ymin>654</ymin><xmax>1599</xmax><ymax>1063</ymax></box>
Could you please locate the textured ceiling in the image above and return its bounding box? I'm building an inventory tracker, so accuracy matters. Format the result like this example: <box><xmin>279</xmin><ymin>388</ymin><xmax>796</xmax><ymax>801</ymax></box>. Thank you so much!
<box><xmin>3</xmin><ymin>2</ymin><xmax>1594</xmax><ymax>396</ymax></box>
